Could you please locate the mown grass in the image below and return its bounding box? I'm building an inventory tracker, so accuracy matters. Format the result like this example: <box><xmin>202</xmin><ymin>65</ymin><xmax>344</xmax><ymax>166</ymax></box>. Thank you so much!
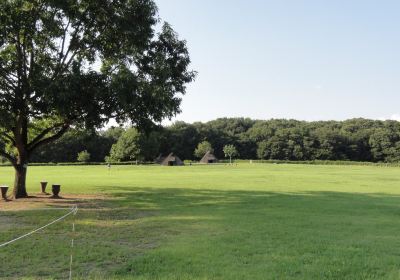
<box><xmin>1</xmin><ymin>163</ymin><xmax>400</xmax><ymax>279</ymax></box>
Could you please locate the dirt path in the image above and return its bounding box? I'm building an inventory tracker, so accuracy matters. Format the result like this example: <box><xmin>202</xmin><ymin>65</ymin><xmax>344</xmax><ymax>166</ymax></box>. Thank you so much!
<box><xmin>0</xmin><ymin>193</ymin><xmax>107</xmax><ymax>211</ymax></box>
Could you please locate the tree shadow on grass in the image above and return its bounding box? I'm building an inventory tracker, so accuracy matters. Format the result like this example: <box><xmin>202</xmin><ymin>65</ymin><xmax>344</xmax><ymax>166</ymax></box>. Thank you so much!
<box><xmin>99</xmin><ymin>188</ymin><xmax>400</xmax><ymax>279</ymax></box>
<box><xmin>102</xmin><ymin>186</ymin><xmax>400</xmax><ymax>216</ymax></box>
<box><xmin>2</xmin><ymin>188</ymin><xmax>400</xmax><ymax>279</ymax></box>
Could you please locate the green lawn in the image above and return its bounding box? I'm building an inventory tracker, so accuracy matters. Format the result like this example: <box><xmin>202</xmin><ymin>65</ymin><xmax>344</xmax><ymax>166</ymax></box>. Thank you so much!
<box><xmin>1</xmin><ymin>163</ymin><xmax>400</xmax><ymax>279</ymax></box>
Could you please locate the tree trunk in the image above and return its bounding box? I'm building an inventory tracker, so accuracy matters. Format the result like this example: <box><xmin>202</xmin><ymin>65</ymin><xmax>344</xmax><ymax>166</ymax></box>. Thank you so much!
<box><xmin>13</xmin><ymin>163</ymin><xmax>28</xmax><ymax>198</ymax></box>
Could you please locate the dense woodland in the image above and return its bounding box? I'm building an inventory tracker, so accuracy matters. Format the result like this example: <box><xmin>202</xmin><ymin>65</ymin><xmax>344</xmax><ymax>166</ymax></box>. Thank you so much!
<box><xmin>23</xmin><ymin>118</ymin><xmax>400</xmax><ymax>163</ymax></box>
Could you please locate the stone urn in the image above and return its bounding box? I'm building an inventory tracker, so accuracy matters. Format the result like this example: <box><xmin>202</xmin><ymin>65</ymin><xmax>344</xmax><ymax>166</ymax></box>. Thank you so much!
<box><xmin>51</xmin><ymin>184</ymin><xmax>61</xmax><ymax>198</ymax></box>
<box><xmin>0</xmin><ymin>185</ymin><xmax>8</xmax><ymax>201</ymax></box>
<box><xmin>40</xmin><ymin>181</ymin><xmax>48</xmax><ymax>194</ymax></box>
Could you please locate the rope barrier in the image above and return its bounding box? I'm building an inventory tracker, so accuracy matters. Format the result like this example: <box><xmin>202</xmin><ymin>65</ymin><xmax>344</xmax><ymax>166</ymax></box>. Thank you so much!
<box><xmin>0</xmin><ymin>205</ymin><xmax>78</xmax><ymax>248</ymax></box>
<box><xmin>0</xmin><ymin>205</ymin><xmax>78</xmax><ymax>278</ymax></box>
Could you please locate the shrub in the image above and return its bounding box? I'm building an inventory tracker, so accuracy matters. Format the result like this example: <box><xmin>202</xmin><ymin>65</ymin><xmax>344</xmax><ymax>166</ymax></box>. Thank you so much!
<box><xmin>77</xmin><ymin>150</ymin><xmax>91</xmax><ymax>162</ymax></box>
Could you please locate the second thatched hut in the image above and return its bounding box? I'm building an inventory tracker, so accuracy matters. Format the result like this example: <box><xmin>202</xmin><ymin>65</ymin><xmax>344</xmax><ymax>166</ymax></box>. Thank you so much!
<box><xmin>160</xmin><ymin>153</ymin><xmax>184</xmax><ymax>166</ymax></box>
<box><xmin>200</xmin><ymin>151</ymin><xmax>218</xmax><ymax>164</ymax></box>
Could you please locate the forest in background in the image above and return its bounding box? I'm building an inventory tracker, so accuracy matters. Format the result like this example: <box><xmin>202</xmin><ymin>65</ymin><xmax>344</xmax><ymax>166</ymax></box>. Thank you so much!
<box><xmin>23</xmin><ymin>118</ymin><xmax>400</xmax><ymax>163</ymax></box>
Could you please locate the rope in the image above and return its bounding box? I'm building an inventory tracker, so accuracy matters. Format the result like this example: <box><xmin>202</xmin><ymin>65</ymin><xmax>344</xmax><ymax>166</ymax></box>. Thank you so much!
<box><xmin>0</xmin><ymin>205</ymin><xmax>78</xmax><ymax>248</ymax></box>
<box><xmin>69</xmin><ymin>207</ymin><xmax>77</xmax><ymax>280</ymax></box>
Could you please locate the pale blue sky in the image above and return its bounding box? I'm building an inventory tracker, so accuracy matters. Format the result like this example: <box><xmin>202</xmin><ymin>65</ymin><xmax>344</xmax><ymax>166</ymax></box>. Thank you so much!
<box><xmin>156</xmin><ymin>0</ymin><xmax>400</xmax><ymax>123</ymax></box>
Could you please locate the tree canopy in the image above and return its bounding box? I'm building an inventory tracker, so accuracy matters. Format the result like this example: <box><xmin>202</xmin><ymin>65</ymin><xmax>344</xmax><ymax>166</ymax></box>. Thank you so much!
<box><xmin>223</xmin><ymin>144</ymin><xmax>238</xmax><ymax>162</ymax></box>
<box><xmin>0</xmin><ymin>0</ymin><xmax>195</xmax><ymax>197</ymax></box>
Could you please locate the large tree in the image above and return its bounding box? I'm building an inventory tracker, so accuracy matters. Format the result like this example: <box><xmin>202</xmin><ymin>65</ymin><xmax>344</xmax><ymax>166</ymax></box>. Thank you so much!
<box><xmin>0</xmin><ymin>0</ymin><xmax>195</xmax><ymax>198</ymax></box>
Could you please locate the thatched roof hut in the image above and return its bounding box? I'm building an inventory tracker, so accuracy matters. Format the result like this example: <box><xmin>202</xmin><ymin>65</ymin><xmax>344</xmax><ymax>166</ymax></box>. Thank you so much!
<box><xmin>160</xmin><ymin>153</ymin><xmax>184</xmax><ymax>166</ymax></box>
<box><xmin>200</xmin><ymin>151</ymin><xmax>218</xmax><ymax>164</ymax></box>
<box><xmin>154</xmin><ymin>154</ymin><xmax>165</xmax><ymax>164</ymax></box>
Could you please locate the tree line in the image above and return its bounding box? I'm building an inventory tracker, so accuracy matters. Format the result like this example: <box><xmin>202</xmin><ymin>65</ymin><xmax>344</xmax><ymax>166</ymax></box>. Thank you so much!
<box><xmin>24</xmin><ymin>118</ymin><xmax>400</xmax><ymax>163</ymax></box>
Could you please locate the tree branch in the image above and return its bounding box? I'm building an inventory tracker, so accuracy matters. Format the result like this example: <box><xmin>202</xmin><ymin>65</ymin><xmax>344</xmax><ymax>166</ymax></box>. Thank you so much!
<box><xmin>27</xmin><ymin>41</ymin><xmax>35</xmax><ymax>82</ymax></box>
<box><xmin>28</xmin><ymin>124</ymin><xmax>70</xmax><ymax>152</ymax></box>
<box><xmin>15</xmin><ymin>31</ymin><xmax>24</xmax><ymax>90</ymax></box>
<box><xmin>59</xmin><ymin>18</ymin><xmax>71</xmax><ymax>63</ymax></box>
<box><xmin>52</xmin><ymin>7</ymin><xmax>90</xmax><ymax>81</ymax></box>
<box><xmin>0</xmin><ymin>131</ymin><xmax>16</xmax><ymax>145</ymax></box>
<box><xmin>0</xmin><ymin>65</ymin><xmax>18</xmax><ymax>90</ymax></box>
<box><xmin>27</xmin><ymin>122</ymin><xmax>65</xmax><ymax>149</ymax></box>
<box><xmin>0</xmin><ymin>149</ymin><xmax>16</xmax><ymax>167</ymax></box>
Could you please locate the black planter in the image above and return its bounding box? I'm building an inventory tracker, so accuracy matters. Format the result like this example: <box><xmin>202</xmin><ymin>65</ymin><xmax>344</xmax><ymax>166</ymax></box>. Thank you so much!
<box><xmin>51</xmin><ymin>184</ymin><xmax>61</xmax><ymax>198</ymax></box>
<box><xmin>40</xmin><ymin>181</ymin><xmax>48</xmax><ymax>194</ymax></box>
<box><xmin>0</xmin><ymin>186</ymin><xmax>9</xmax><ymax>201</ymax></box>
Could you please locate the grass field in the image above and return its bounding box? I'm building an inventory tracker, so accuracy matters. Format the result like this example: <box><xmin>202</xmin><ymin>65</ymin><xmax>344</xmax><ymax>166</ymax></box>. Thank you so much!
<box><xmin>1</xmin><ymin>163</ymin><xmax>400</xmax><ymax>279</ymax></box>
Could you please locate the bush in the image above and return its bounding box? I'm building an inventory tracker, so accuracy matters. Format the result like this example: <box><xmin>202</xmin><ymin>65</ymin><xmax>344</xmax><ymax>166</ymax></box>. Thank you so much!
<box><xmin>194</xmin><ymin>141</ymin><xmax>213</xmax><ymax>159</ymax></box>
<box><xmin>77</xmin><ymin>150</ymin><xmax>91</xmax><ymax>162</ymax></box>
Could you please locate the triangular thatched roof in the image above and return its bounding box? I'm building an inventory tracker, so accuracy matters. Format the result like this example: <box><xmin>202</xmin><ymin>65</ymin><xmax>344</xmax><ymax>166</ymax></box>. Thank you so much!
<box><xmin>154</xmin><ymin>154</ymin><xmax>165</xmax><ymax>164</ymax></box>
<box><xmin>160</xmin><ymin>153</ymin><xmax>184</xmax><ymax>166</ymax></box>
<box><xmin>200</xmin><ymin>151</ymin><xmax>218</xmax><ymax>164</ymax></box>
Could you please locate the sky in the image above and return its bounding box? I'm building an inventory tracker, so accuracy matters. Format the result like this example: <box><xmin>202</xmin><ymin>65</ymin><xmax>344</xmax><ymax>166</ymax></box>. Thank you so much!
<box><xmin>154</xmin><ymin>0</ymin><xmax>400</xmax><ymax>124</ymax></box>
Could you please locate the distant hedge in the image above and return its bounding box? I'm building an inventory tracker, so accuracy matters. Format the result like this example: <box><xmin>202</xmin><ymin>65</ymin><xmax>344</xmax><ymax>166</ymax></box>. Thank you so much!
<box><xmin>0</xmin><ymin>161</ymin><xmax>155</xmax><ymax>167</ymax></box>
<box><xmin>223</xmin><ymin>159</ymin><xmax>400</xmax><ymax>167</ymax></box>
<box><xmin>0</xmin><ymin>159</ymin><xmax>399</xmax><ymax>167</ymax></box>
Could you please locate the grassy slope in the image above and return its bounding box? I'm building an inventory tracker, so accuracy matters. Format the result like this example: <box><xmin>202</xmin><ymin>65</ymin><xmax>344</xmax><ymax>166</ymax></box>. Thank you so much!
<box><xmin>1</xmin><ymin>164</ymin><xmax>400</xmax><ymax>279</ymax></box>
